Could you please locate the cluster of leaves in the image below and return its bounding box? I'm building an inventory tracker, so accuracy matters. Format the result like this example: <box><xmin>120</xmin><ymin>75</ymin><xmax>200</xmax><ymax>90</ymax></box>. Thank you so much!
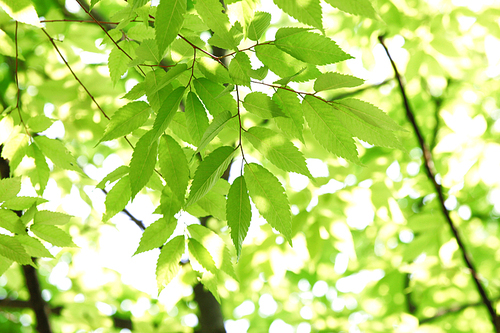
<box><xmin>0</xmin><ymin>0</ymin><xmax>403</xmax><ymax>296</ymax></box>
<box><xmin>81</xmin><ymin>0</ymin><xmax>406</xmax><ymax>294</ymax></box>
<box><xmin>0</xmin><ymin>178</ymin><xmax>74</xmax><ymax>271</ymax></box>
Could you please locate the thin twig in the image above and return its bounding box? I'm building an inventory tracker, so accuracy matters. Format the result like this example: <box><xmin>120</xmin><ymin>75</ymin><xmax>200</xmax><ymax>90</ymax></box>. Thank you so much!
<box><xmin>41</xmin><ymin>28</ymin><xmax>110</xmax><ymax>120</ymax></box>
<box><xmin>378</xmin><ymin>35</ymin><xmax>499</xmax><ymax>331</ymax></box>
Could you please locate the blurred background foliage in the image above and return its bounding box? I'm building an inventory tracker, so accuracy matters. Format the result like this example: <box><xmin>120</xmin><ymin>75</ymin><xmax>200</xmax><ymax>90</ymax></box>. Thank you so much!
<box><xmin>1</xmin><ymin>0</ymin><xmax>500</xmax><ymax>332</ymax></box>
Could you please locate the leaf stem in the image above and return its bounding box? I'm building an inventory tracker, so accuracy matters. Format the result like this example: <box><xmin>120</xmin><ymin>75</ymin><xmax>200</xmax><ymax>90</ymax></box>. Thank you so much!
<box><xmin>378</xmin><ymin>35</ymin><xmax>500</xmax><ymax>332</ymax></box>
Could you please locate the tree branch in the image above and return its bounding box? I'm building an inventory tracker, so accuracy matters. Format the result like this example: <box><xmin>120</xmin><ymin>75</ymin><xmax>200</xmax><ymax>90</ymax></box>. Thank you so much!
<box><xmin>378</xmin><ymin>35</ymin><xmax>499</xmax><ymax>331</ymax></box>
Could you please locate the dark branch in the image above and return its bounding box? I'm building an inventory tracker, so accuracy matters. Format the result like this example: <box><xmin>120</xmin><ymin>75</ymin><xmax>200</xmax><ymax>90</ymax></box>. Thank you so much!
<box><xmin>378</xmin><ymin>35</ymin><xmax>499</xmax><ymax>331</ymax></box>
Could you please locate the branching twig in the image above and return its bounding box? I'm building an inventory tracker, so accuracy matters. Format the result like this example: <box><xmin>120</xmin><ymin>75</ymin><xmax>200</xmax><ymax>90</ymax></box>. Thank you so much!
<box><xmin>378</xmin><ymin>35</ymin><xmax>499</xmax><ymax>331</ymax></box>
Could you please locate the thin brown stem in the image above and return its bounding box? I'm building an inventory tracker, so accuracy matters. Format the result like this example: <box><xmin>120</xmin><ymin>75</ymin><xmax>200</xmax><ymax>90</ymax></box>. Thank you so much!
<box><xmin>178</xmin><ymin>34</ymin><xmax>226</xmax><ymax>67</ymax></box>
<box><xmin>41</xmin><ymin>28</ymin><xmax>110</xmax><ymax>121</ymax></box>
<box><xmin>235</xmin><ymin>85</ymin><xmax>245</xmax><ymax>162</ymax></box>
<box><xmin>219</xmin><ymin>41</ymin><xmax>273</xmax><ymax>59</ymax></box>
<box><xmin>378</xmin><ymin>35</ymin><xmax>499</xmax><ymax>331</ymax></box>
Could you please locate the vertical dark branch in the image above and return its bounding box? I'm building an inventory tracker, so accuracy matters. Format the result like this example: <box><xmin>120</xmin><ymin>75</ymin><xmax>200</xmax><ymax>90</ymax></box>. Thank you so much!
<box><xmin>378</xmin><ymin>35</ymin><xmax>500</xmax><ymax>331</ymax></box>
<box><xmin>0</xmin><ymin>146</ymin><xmax>52</xmax><ymax>333</ymax></box>
<box><xmin>21</xmin><ymin>263</ymin><xmax>52</xmax><ymax>333</ymax></box>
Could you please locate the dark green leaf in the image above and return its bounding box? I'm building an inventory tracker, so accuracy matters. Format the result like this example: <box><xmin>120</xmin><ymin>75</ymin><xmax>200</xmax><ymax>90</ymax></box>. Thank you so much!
<box><xmin>226</xmin><ymin>176</ymin><xmax>251</xmax><ymax>259</ymax></box>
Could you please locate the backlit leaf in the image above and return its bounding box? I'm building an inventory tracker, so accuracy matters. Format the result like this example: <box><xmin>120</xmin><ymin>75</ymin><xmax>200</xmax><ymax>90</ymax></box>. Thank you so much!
<box><xmin>103</xmin><ymin>175</ymin><xmax>132</xmax><ymax>221</ymax></box>
<box><xmin>0</xmin><ymin>0</ymin><xmax>41</xmax><ymax>27</ymax></box>
<box><xmin>226</xmin><ymin>176</ymin><xmax>251</xmax><ymax>259</ymax></box>
<box><xmin>247</xmin><ymin>11</ymin><xmax>272</xmax><ymax>41</ymax></box>
<box><xmin>34</xmin><ymin>136</ymin><xmax>80</xmax><ymax>172</ymax></box>
<box><xmin>197</xmin><ymin>110</ymin><xmax>232</xmax><ymax>153</ymax></box>
<box><xmin>185</xmin><ymin>92</ymin><xmax>209</xmax><ymax>144</ymax></box>
<box><xmin>0</xmin><ymin>234</ymin><xmax>32</xmax><ymax>265</ymax></box>
<box><xmin>272</xmin><ymin>89</ymin><xmax>305</xmax><ymax>143</ymax></box>
<box><xmin>34</xmin><ymin>210</ymin><xmax>72</xmax><ymax>225</ymax></box>
<box><xmin>16</xmin><ymin>235</ymin><xmax>54</xmax><ymax>258</ymax></box>
<box><xmin>302</xmin><ymin>95</ymin><xmax>359</xmax><ymax>163</ymax></box>
<box><xmin>186</xmin><ymin>146</ymin><xmax>236</xmax><ymax>207</ymax></box>
<box><xmin>188</xmin><ymin>238</ymin><xmax>217</xmax><ymax>273</ymax></box>
<box><xmin>99</xmin><ymin>101</ymin><xmax>151</xmax><ymax>143</ymax></box>
<box><xmin>156</xmin><ymin>235</ymin><xmax>185</xmax><ymax>293</ymax></box>
<box><xmin>272</xmin><ymin>0</ymin><xmax>323</xmax><ymax>30</ymax></box>
<box><xmin>151</xmin><ymin>87</ymin><xmax>185</xmax><ymax>140</ymax></box>
<box><xmin>96</xmin><ymin>165</ymin><xmax>130</xmax><ymax>189</ymax></box>
<box><xmin>0</xmin><ymin>177</ymin><xmax>20</xmax><ymax>202</ymax></box>
<box><xmin>243</xmin><ymin>92</ymin><xmax>287</xmax><ymax>118</ymax></box>
<box><xmin>194</xmin><ymin>78</ymin><xmax>237</xmax><ymax>116</ymax></box>
<box><xmin>314</xmin><ymin>72</ymin><xmax>364</xmax><ymax>92</ymax></box>
<box><xmin>134</xmin><ymin>217</ymin><xmax>177</xmax><ymax>255</ymax></box>
<box><xmin>324</xmin><ymin>0</ymin><xmax>377</xmax><ymax>19</ymax></box>
<box><xmin>30</xmin><ymin>224</ymin><xmax>76</xmax><ymax>247</ymax></box>
<box><xmin>129</xmin><ymin>131</ymin><xmax>158</xmax><ymax>199</ymax></box>
<box><xmin>229</xmin><ymin>52</ymin><xmax>251</xmax><ymax>87</ymax></box>
<box><xmin>244</xmin><ymin>163</ymin><xmax>292</xmax><ymax>244</ymax></box>
<box><xmin>194</xmin><ymin>0</ymin><xmax>237</xmax><ymax>50</ymax></box>
<box><xmin>274</xmin><ymin>28</ymin><xmax>352</xmax><ymax>65</ymax></box>
<box><xmin>155</xmin><ymin>0</ymin><xmax>186</xmax><ymax>56</ymax></box>
<box><xmin>159</xmin><ymin>135</ymin><xmax>189</xmax><ymax>203</ymax></box>
<box><xmin>244</xmin><ymin>127</ymin><xmax>312</xmax><ymax>178</ymax></box>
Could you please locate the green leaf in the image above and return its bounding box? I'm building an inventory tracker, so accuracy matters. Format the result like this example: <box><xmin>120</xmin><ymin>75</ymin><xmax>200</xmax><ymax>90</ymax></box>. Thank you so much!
<box><xmin>0</xmin><ymin>256</ymin><xmax>13</xmax><ymax>276</ymax></box>
<box><xmin>302</xmin><ymin>95</ymin><xmax>359</xmax><ymax>163</ymax></box>
<box><xmin>0</xmin><ymin>234</ymin><xmax>32</xmax><ymax>265</ymax></box>
<box><xmin>0</xmin><ymin>177</ymin><xmax>20</xmax><ymax>202</ymax></box>
<box><xmin>0</xmin><ymin>209</ymin><xmax>20</xmax><ymax>233</ymax></box>
<box><xmin>27</xmin><ymin>115</ymin><xmax>53</xmax><ymax>132</ymax></box>
<box><xmin>255</xmin><ymin>44</ymin><xmax>320</xmax><ymax>82</ymax></box>
<box><xmin>130</xmin><ymin>131</ymin><xmax>159</xmax><ymax>199</ymax></box>
<box><xmin>30</xmin><ymin>224</ymin><xmax>76</xmax><ymax>247</ymax></box>
<box><xmin>0</xmin><ymin>29</ymin><xmax>21</xmax><ymax>59</ymax></box>
<box><xmin>226</xmin><ymin>176</ymin><xmax>251</xmax><ymax>259</ymax></box>
<box><xmin>34</xmin><ymin>136</ymin><xmax>81</xmax><ymax>172</ymax></box>
<box><xmin>185</xmin><ymin>92</ymin><xmax>209</xmax><ymax>144</ymax></box>
<box><xmin>15</xmin><ymin>235</ymin><xmax>54</xmax><ymax>258</ymax></box>
<box><xmin>134</xmin><ymin>217</ymin><xmax>177</xmax><ymax>255</ymax></box>
<box><xmin>272</xmin><ymin>0</ymin><xmax>323</xmax><ymax>30</ymax></box>
<box><xmin>332</xmin><ymin>100</ymin><xmax>403</xmax><ymax>149</ymax></box>
<box><xmin>34</xmin><ymin>210</ymin><xmax>72</xmax><ymax>225</ymax></box>
<box><xmin>272</xmin><ymin>89</ymin><xmax>305</xmax><ymax>143</ymax></box>
<box><xmin>155</xmin><ymin>0</ymin><xmax>186</xmax><ymax>56</ymax></box>
<box><xmin>249</xmin><ymin>66</ymin><xmax>268</xmax><ymax>80</ymax></box>
<box><xmin>151</xmin><ymin>87</ymin><xmax>186</xmax><ymax>140</ymax></box>
<box><xmin>160</xmin><ymin>187</ymin><xmax>183</xmax><ymax>222</ymax></box>
<box><xmin>0</xmin><ymin>0</ymin><xmax>41</xmax><ymax>27</ymax></box>
<box><xmin>243</xmin><ymin>92</ymin><xmax>287</xmax><ymax>118</ymax></box>
<box><xmin>123</xmin><ymin>81</ymin><xmax>146</xmax><ymax>100</ymax></box>
<box><xmin>90</xmin><ymin>0</ymin><xmax>101</xmax><ymax>10</ymax></box>
<box><xmin>196</xmin><ymin>57</ymin><xmax>231</xmax><ymax>84</ymax></box>
<box><xmin>229</xmin><ymin>52</ymin><xmax>252</xmax><ymax>87</ymax></box>
<box><xmin>324</xmin><ymin>0</ymin><xmax>377</xmax><ymax>19</ymax></box>
<box><xmin>108</xmin><ymin>41</ymin><xmax>131</xmax><ymax>86</ymax></box>
<box><xmin>96</xmin><ymin>165</ymin><xmax>130</xmax><ymax>189</ymax></box>
<box><xmin>209</xmin><ymin>21</ymin><xmax>243</xmax><ymax>50</ymax></box>
<box><xmin>274</xmin><ymin>28</ymin><xmax>352</xmax><ymax>65</ymax></box>
<box><xmin>197</xmin><ymin>110</ymin><xmax>232</xmax><ymax>153</ymax></box>
<box><xmin>244</xmin><ymin>163</ymin><xmax>292</xmax><ymax>244</ymax></box>
<box><xmin>247</xmin><ymin>11</ymin><xmax>272</xmax><ymax>41</ymax></box>
<box><xmin>156</xmin><ymin>235</ymin><xmax>185</xmax><ymax>293</ymax></box>
<box><xmin>314</xmin><ymin>72</ymin><xmax>364</xmax><ymax>92</ymax></box>
<box><xmin>194</xmin><ymin>78</ymin><xmax>237</xmax><ymax>116</ymax></box>
<box><xmin>187</xmin><ymin>224</ymin><xmax>234</xmax><ymax>278</ymax></box>
<box><xmin>197</xmin><ymin>190</ymin><xmax>226</xmax><ymax>221</ymax></box>
<box><xmin>2</xmin><ymin>197</ymin><xmax>46</xmax><ymax>210</ymax></box>
<box><xmin>145</xmin><ymin>70</ymin><xmax>172</xmax><ymax>112</ymax></box>
<box><xmin>334</xmin><ymin>98</ymin><xmax>407</xmax><ymax>132</ymax></box>
<box><xmin>188</xmin><ymin>238</ymin><xmax>217</xmax><ymax>273</ymax></box>
<box><xmin>99</xmin><ymin>101</ymin><xmax>151</xmax><ymax>143</ymax></box>
<box><xmin>135</xmin><ymin>39</ymin><xmax>161</xmax><ymax>63</ymax></box>
<box><xmin>159</xmin><ymin>135</ymin><xmax>189</xmax><ymax>203</ymax></box>
<box><xmin>244</xmin><ymin>127</ymin><xmax>312</xmax><ymax>178</ymax></box>
<box><xmin>103</xmin><ymin>176</ymin><xmax>132</xmax><ymax>221</ymax></box>
<box><xmin>194</xmin><ymin>0</ymin><xmax>237</xmax><ymax>50</ymax></box>
<box><xmin>186</xmin><ymin>146</ymin><xmax>236</xmax><ymax>207</ymax></box>
<box><xmin>200</xmin><ymin>271</ymin><xmax>220</xmax><ymax>303</ymax></box>
<box><xmin>30</xmin><ymin>143</ymin><xmax>49</xmax><ymax>195</ymax></box>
